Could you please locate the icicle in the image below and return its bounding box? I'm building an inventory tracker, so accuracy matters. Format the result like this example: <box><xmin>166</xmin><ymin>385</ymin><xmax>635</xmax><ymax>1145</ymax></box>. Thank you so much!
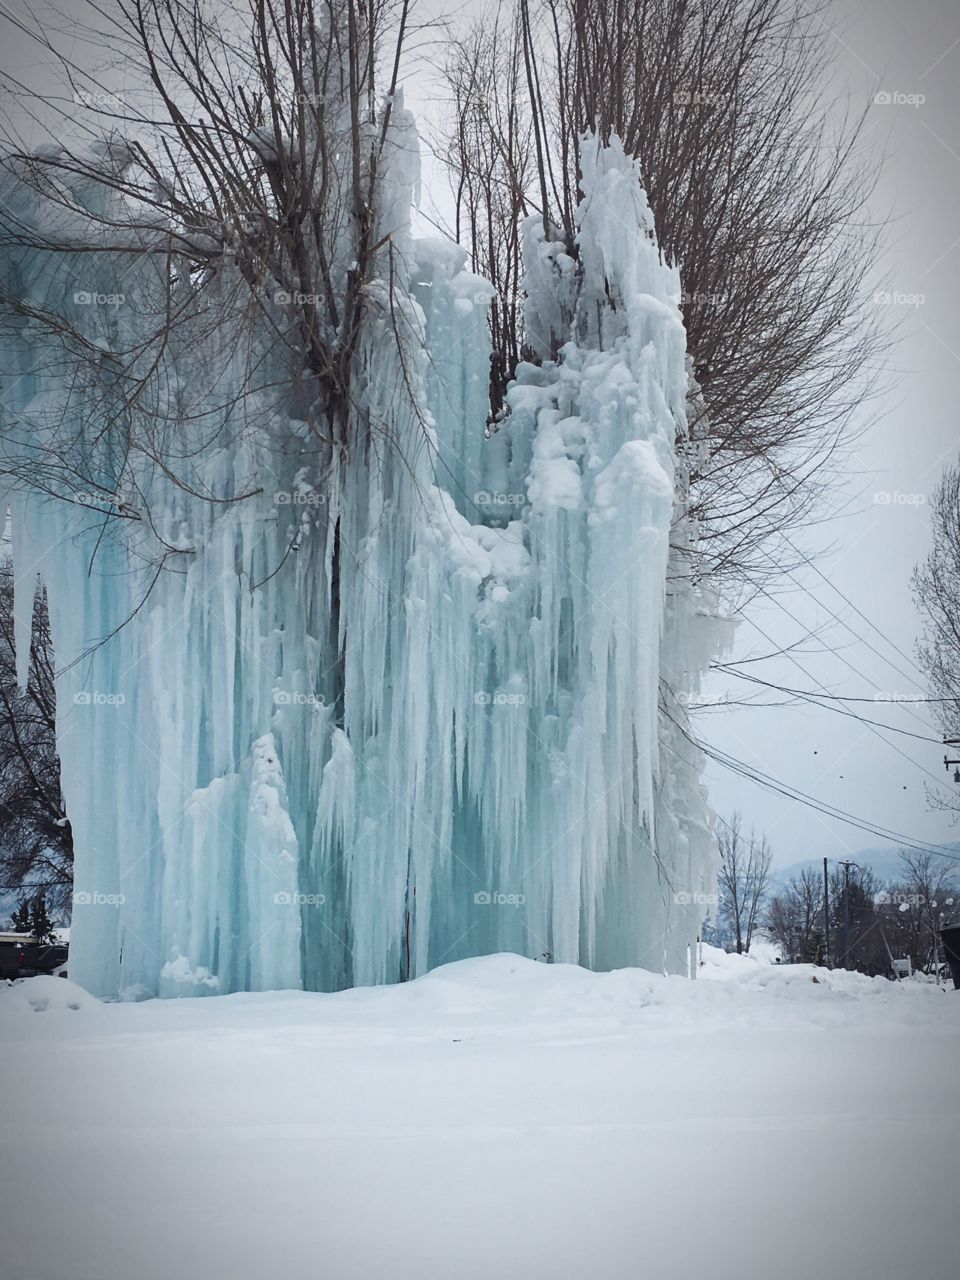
<box><xmin>0</xmin><ymin>115</ymin><xmax>723</xmax><ymax>997</ymax></box>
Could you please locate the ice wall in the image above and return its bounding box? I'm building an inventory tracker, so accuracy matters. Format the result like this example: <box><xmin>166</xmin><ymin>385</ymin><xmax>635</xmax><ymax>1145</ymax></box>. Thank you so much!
<box><xmin>0</xmin><ymin>124</ymin><xmax>721</xmax><ymax>997</ymax></box>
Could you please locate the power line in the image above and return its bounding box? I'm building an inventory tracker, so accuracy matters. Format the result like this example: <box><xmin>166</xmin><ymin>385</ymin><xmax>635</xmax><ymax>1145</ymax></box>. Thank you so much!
<box><xmin>780</xmin><ymin>531</ymin><xmax>931</xmax><ymax>686</ymax></box>
<box><xmin>714</xmin><ymin>667</ymin><xmax>944</xmax><ymax>744</ymax></box>
<box><xmin>742</xmin><ymin>597</ymin><xmax>947</xmax><ymax>789</ymax></box>
<box><xmin>679</xmin><ymin>487</ymin><xmax>960</xmax><ymax>851</ymax></box>
<box><xmin>728</xmin><ymin>489</ymin><xmax>932</xmax><ymax>694</ymax></box>
<box><xmin>662</xmin><ymin>710</ymin><xmax>960</xmax><ymax>863</ymax></box>
<box><xmin>701</xmin><ymin>741</ymin><xmax>960</xmax><ymax>861</ymax></box>
<box><xmin>713</xmin><ymin>667</ymin><xmax>952</xmax><ymax>705</ymax></box>
<box><xmin>749</xmin><ymin>576</ymin><xmax>934</xmax><ymax>734</ymax></box>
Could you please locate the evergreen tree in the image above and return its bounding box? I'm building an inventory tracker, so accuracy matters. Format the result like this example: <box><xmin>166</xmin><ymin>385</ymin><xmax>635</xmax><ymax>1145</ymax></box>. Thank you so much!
<box><xmin>0</xmin><ymin>561</ymin><xmax>73</xmax><ymax>912</ymax></box>
<box><xmin>10</xmin><ymin>900</ymin><xmax>32</xmax><ymax>933</ymax></box>
<box><xmin>29</xmin><ymin>894</ymin><xmax>55</xmax><ymax>945</ymax></box>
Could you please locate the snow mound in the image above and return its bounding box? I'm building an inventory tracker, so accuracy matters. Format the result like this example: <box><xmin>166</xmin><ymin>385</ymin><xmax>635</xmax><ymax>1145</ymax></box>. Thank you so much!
<box><xmin>0</xmin><ymin>974</ymin><xmax>97</xmax><ymax>1014</ymax></box>
<box><xmin>3</xmin><ymin>953</ymin><xmax>951</xmax><ymax>1046</ymax></box>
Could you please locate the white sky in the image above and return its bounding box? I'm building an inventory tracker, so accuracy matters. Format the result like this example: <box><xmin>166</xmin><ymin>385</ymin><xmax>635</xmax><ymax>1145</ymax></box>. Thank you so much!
<box><xmin>695</xmin><ymin>0</ymin><xmax>960</xmax><ymax>864</ymax></box>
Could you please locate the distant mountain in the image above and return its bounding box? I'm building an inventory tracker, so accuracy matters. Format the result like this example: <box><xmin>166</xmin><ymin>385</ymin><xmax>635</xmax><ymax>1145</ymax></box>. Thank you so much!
<box><xmin>770</xmin><ymin>842</ymin><xmax>960</xmax><ymax>892</ymax></box>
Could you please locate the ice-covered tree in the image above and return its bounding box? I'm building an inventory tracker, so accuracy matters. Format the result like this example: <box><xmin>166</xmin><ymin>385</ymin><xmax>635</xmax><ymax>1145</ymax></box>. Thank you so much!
<box><xmin>442</xmin><ymin>0</ymin><xmax>885</xmax><ymax>594</ymax></box>
<box><xmin>0</xmin><ymin>1</ymin><xmax>723</xmax><ymax>998</ymax></box>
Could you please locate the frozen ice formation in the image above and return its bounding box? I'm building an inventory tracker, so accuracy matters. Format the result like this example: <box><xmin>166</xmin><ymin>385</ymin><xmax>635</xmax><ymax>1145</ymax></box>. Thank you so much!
<box><xmin>0</xmin><ymin>113</ymin><xmax>722</xmax><ymax>996</ymax></box>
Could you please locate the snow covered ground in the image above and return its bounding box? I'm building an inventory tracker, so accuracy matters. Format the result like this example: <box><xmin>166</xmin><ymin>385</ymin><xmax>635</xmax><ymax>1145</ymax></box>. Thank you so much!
<box><xmin>1</xmin><ymin>952</ymin><xmax>957</xmax><ymax>1280</ymax></box>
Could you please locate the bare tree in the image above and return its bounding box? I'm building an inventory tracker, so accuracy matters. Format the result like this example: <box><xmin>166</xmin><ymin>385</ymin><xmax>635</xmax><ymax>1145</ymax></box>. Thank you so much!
<box><xmin>0</xmin><ymin>0</ymin><xmax>420</xmax><ymax>543</ymax></box>
<box><xmin>0</xmin><ymin>559</ymin><xmax>72</xmax><ymax>914</ymax></box>
<box><xmin>442</xmin><ymin>0</ymin><xmax>885</xmax><ymax>591</ymax></box>
<box><xmin>884</xmin><ymin>851</ymin><xmax>957</xmax><ymax>975</ymax></box>
<box><xmin>443</xmin><ymin>12</ymin><xmax>534</xmax><ymax>426</ymax></box>
<box><xmin>716</xmin><ymin>811</ymin><xmax>772</xmax><ymax>953</ymax></box>
<box><xmin>0</xmin><ymin>0</ymin><xmax>438</xmax><ymax>733</ymax></box>
<box><xmin>914</xmin><ymin>456</ymin><xmax>960</xmax><ymax>817</ymax></box>
<box><xmin>4</xmin><ymin>0</ymin><xmax>886</xmax><ymax>602</ymax></box>
<box><xmin>767</xmin><ymin>864</ymin><xmax>824</xmax><ymax>963</ymax></box>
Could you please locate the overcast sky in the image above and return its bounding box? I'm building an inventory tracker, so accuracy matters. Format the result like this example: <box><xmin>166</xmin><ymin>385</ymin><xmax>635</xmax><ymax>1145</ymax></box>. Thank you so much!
<box><xmin>1</xmin><ymin>0</ymin><xmax>959</xmax><ymax>868</ymax></box>
<box><xmin>696</xmin><ymin>0</ymin><xmax>960</xmax><ymax>865</ymax></box>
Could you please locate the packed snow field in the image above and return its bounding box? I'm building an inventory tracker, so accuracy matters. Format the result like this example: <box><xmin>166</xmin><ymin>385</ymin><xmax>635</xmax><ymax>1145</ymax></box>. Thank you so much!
<box><xmin>1</xmin><ymin>951</ymin><xmax>957</xmax><ymax>1280</ymax></box>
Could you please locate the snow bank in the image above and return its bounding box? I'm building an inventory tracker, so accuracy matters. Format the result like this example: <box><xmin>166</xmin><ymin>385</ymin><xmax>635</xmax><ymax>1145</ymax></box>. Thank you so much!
<box><xmin>0</xmin><ymin>957</ymin><xmax>956</xmax><ymax>1280</ymax></box>
<box><xmin>0</xmin><ymin>973</ymin><xmax>96</xmax><ymax>1014</ymax></box>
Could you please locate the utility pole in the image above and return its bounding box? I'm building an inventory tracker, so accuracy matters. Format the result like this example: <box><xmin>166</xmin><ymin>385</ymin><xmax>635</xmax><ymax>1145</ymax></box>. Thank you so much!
<box><xmin>823</xmin><ymin>856</ymin><xmax>831</xmax><ymax>969</ymax></box>
<box><xmin>944</xmin><ymin>738</ymin><xmax>960</xmax><ymax>783</ymax></box>
<box><xmin>838</xmin><ymin>860</ymin><xmax>858</xmax><ymax>969</ymax></box>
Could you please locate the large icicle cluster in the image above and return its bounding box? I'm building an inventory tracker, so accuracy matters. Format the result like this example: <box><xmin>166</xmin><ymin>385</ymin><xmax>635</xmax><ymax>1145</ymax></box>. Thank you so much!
<box><xmin>1</xmin><ymin>117</ymin><xmax>722</xmax><ymax>997</ymax></box>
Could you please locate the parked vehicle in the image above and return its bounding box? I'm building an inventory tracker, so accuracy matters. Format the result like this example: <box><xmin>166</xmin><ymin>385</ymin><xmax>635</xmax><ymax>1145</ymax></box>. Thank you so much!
<box><xmin>940</xmin><ymin>926</ymin><xmax>960</xmax><ymax>990</ymax></box>
<box><xmin>0</xmin><ymin>933</ymin><xmax>68</xmax><ymax>979</ymax></box>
